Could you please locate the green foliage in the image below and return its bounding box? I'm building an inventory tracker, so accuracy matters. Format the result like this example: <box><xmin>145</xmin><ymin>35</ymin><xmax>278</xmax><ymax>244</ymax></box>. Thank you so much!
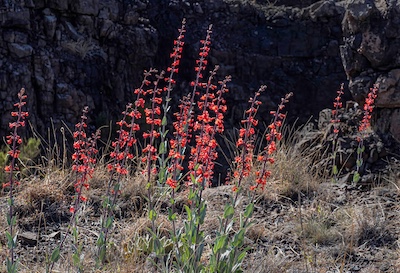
<box><xmin>0</xmin><ymin>137</ymin><xmax>41</xmax><ymax>182</ymax></box>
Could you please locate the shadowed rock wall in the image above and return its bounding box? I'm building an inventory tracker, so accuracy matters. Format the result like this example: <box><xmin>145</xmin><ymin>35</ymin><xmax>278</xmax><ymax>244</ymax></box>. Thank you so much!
<box><xmin>3</xmin><ymin>0</ymin><xmax>397</xmax><ymax>147</ymax></box>
<box><xmin>0</xmin><ymin>0</ymin><xmax>158</xmax><ymax>139</ymax></box>
<box><xmin>147</xmin><ymin>0</ymin><xmax>348</xmax><ymax>129</ymax></box>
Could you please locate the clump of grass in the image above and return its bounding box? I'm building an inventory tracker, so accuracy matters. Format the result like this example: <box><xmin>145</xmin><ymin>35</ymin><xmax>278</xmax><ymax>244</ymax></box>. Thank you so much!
<box><xmin>300</xmin><ymin>207</ymin><xmax>340</xmax><ymax>246</ymax></box>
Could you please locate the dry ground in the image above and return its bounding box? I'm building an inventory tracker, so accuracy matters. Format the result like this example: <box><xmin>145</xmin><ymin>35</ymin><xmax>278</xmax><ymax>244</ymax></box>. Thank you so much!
<box><xmin>1</xmin><ymin>142</ymin><xmax>400</xmax><ymax>273</ymax></box>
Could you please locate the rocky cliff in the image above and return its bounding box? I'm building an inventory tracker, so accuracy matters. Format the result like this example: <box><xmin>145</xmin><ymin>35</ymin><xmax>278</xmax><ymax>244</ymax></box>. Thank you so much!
<box><xmin>341</xmin><ymin>0</ymin><xmax>400</xmax><ymax>143</ymax></box>
<box><xmin>1</xmin><ymin>0</ymin><xmax>158</xmax><ymax>138</ymax></box>
<box><xmin>0</xmin><ymin>0</ymin><xmax>398</xmax><ymax>147</ymax></box>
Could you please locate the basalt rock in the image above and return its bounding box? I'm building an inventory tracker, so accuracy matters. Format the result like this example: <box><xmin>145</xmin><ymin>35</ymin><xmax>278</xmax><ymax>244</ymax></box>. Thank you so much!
<box><xmin>340</xmin><ymin>0</ymin><xmax>400</xmax><ymax>143</ymax></box>
<box><xmin>0</xmin><ymin>0</ymin><xmax>157</xmax><ymax>140</ymax></box>
<box><xmin>147</xmin><ymin>0</ymin><xmax>348</xmax><ymax>130</ymax></box>
<box><xmin>0</xmin><ymin>0</ymin><xmax>397</xmax><ymax>151</ymax></box>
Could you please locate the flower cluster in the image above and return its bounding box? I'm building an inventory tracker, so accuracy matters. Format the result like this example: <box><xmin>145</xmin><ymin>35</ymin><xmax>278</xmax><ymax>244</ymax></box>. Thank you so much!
<box><xmin>353</xmin><ymin>84</ymin><xmax>378</xmax><ymax>184</ymax></box>
<box><xmin>190</xmin><ymin>25</ymin><xmax>212</xmax><ymax>90</ymax></box>
<box><xmin>232</xmin><ymin>86</ymin><xmax>266</xmax><ymax>191</ymax></box>
<box><xmin>254</xmin><ymin>92</ymin><xmax>293</xmax><ymax>190</ymax></box>
<box><xmin>331</xmin><ymin>83</ymin><xmax>344</xmax><ymax>134</ymax></box>
<box><xmin>3</xmin><ymin>88</ymin><xmax>28</xmax><ymax>189</ymax></box>
<box><xmin>70</xmin><ymin>107</ymin><xmax>100</xmax><ymax>213</ymax></box>
<box><xmin>107</xmin><ymin>71</ymin><xmax>151</xmax><ymax>177</ymax></box>
<box><xmin>167</xmin><ymin>96</ymin><xmax>192</xmax><ymax>189</ymax></box>
<box><xmin>188</xmin><ymin>67</ymin><xmax>229</xmax><ymax>188</ymax></box>
<box><xmin>330</xmin><ymin>83</ymin><xmax>344</xmax><ymax>181</ymax></box>
<box><xmin>359</xmin><ymin>84</ymin><xmax>378</xmax><ymax>133</ymax></box>
<box><xmin>139</xmin><ymin>70</ymin><xmax>165</xmax><ymax>178</ymax></box>
<box><xmin>165</xmin><ymin>18</ymin><xmax>185</xmax><ymax>86</ymax></box>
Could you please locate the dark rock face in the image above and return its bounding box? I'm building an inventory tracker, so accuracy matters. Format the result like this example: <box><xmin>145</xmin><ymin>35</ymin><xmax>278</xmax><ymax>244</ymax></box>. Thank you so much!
<box><xmin>2</xmin><ymin>0</ymin><xmax>396</xmax><ymax>147</ymax></box>
<box><xmin>0</xmin><ymin>0</ymin><xmax>158</xmax><ymax>139</ymax></box>
<box><xmin>148</xmin><ymin>0</ymin><xmax>348</xmax><ymax>129</ymax></box>
<box><xmin>340</xmin><ymin>0</ymin><xmax>400</xmax><ymax>143</ymax></box>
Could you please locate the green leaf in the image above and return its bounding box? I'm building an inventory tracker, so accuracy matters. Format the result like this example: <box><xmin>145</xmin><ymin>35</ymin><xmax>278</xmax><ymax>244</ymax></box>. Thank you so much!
<box><xmin>97</xmin><ymin>233</ymin><xmax>105</xmax><ymax>246</ymax></box>
<box><xmin>244</xmin><ymin>203</ymin><xmax>254</xmax><ymax>218</ymax></box>
<box><xmin>51</xmin><ymin>247</ymin><xmax>60</xmax><ymax>263</ymax></box>
<box><xmin>188</xmin><ymin>189</ymin><xmax>195</xmax><ymax>200</ymax></box>
<box><xmin>232</xmin><ymin>229</ymin><xmax>245</xmax><ymax>248</ymax></box>
<box><xmin>159</xmin><ymin>141</ymin><xmax>166</xmax><ymax>155</ymax></box>
<box><xmin>237</xmin><ymin>248</ymin><xmax>248</xmax><ymax>263</ymax></box>
<box><xmin>6</xmin><ymin>232</ymin><xmax>14</xmax><ymax>249</ymax></box>
<box><xmin>72</xmin><ymin>227</ymin><xmax>78</xmax><ymax>239</ymax></box>
<box><xmin>190</xmin><ymin>173</ymin><xmax>196</xmax><ymax>183</ymax></box>
<box><xmin>6</xmin><ymin>257</ymin><xmax>17</xmax><ymax>273</ymax></box>
<box><xmin>333</xmin><ymin>165</ymin><xmax>338</xmax><ymax>175</ymax></box>
<box><xmin>353</xmin><ymin>172</ymin><xmax>360</xmax><ymax>183</ymax></box>
<box><xmin>158</xmin><ymin>169</ymin><xmax>165</xmax><ymax>184</ymax></box>
<box><xmin>149</xmin><ymin>209</ymin><xmax>157</xmax><ymax>221</ymax></box>
<box><xmin>162</xmin><ymin>129</ymin><xmax>169</xmax><ymax>138</ymax></box>
<box><xmin>162</xmin><ymin>116</ymin><xmax>167</xmax><ymax>126</ymax></box>
<box><xmin>223</xmin><ymin>205</ymin><xmax>235</xmax><ymax>220</ymax></box>
<box><xmin>10</xmin><ymin>216</ymin><xmax>17</xmax><ymax>226</ymax></box>
<box><xmin>199</xmin><ymin>202</ymin><xmax>207</xmax><ymax>224</ymax></box>
<box><xmin>184</xmin><ymin>205</ymin><xmax>192</xmax><ymax>221</ymax></box>
<box><xmin>102</xmin><ymin>197</ymin><xmax>110</xmax><ymax>208</ymax></box>
<box><xmin>72</xmin><ymin>252</ymin><xmax>80</xmax><ymax>267</ymax></box>
<box><xmin>356</xmin><ymin>159</ymin><xmax>363</xmax><ymax>167</ymax></box>
<box><xmin>168</xmin><ymin>208</ymin><xmax>177</xmax><ymax>221</ymax></box>
<box><xmin>105</xmin><ymin>217</ymin><xmax>113</xmax><ymax>229</ymax></box>
<box><xmin>213</xmin><ymin>235</ymin><xmax>227</xmax><ymax>253</ymax></box>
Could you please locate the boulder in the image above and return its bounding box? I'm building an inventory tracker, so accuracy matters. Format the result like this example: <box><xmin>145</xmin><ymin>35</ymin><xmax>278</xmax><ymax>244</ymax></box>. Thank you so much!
<box><xmin>8</xmin><ymin>43</ymin><xmax>33</xmax><ymax>58</ymax></box>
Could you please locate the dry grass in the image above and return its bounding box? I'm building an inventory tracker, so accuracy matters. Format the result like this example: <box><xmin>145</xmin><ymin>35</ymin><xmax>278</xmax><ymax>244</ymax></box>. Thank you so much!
<box><xmin>1</xmin><ymin>121</ymin><xmax>399</xmax><ymax>272</ymax></box>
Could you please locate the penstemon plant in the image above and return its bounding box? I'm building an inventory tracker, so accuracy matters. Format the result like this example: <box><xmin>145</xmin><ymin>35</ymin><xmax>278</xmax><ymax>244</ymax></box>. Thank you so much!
<box><xmin>96</xmin><ymin>70</ymin><xmax>149</xmax><ymax>266</ymax></box>
<box><xmin>330</xmin><ymin>83</ymin><xmax>344</xmax><ymax>182</ymax></box>
<box><xmin>3</xmin><ymin>88</ymin><xmax>29</xmax><ymax>273</ymax></box>
<box><xmin>353</xmin><ymin>84</ymin><xmax>378</xmax><ymax>184</ymax></box>
<box><xmin>48</xmin><ymin>107</ymin><xmax>100</xmax><ymax>272</ymax></box>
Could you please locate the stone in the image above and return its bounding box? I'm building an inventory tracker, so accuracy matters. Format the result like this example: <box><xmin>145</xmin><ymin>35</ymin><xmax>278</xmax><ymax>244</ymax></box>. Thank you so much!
<box><xmin>64</xmin><ymin>21</ymin><xmax>84</xmax><ymax>41</ymax></box>
<box><xmin>375</xmin><ymin>69</ymin><xmax>400</xmax><ymax>108</ymax></box>
<box><xmin>48</xmin><ymin>0</ymin><xmax>69</xmax><ymax>11</ymax></box>
<box><xmin>99</xmin><ymin>19</ymin><xmax>114</xmax><ymax>38</ymax></box>
<box><xmin>390</xmin><ymin>109</ymin><xmax>400</xmax><ymax>142</ymax></box>
<box><xmin>72</xmin><ymin>0</ymin><xmax>99</xmax><ymax>16</ymax></box>
<box><xmin>44</xmin><ymin>15</ymin><xmax>57</xmax><ymax>39</ymax></box>
<box><xmin>8</xmin><ymin>43</ymin><xmax>33</xmax><ymax>58</ymax></box>
<box><xmin>123</xmin><ymin>11</ymin><xmax>139</xmax><ymax>25</ymax></box>
<box><xmin>3</xmin><ymin>10</ymin><xmax>31</xmax><ymax>30</ymax></box>
<box><xmin>18</xmin><ymin>232</ymin><xmax>38</xmax><ymax>246</ymax></box>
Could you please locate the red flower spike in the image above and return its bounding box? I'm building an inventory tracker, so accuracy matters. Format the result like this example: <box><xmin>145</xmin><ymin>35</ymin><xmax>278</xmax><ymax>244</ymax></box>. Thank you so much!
<box><xmin>254</xmin><ymin>91</ymin><xmax>293</xmax><ymax>191</ymax></box>
<box><xmin>359</xmin><ymin>84</ymin><xmax>378</xmax><ymax>133</ymax></box>
<box><xmin>231</xmin><ymin>86</ymin><xmax>266</xmax><ymax>192</ymax></box>
<box><xmin>70</xmin><ymin>107</ymin><xmax>100</xmax><ymax>214</ymax></box>
<box><xmin>187</xmin><ymin>69</ymin><xmax>230</xmax><ymax>188</ymax></box>
<box><xmin>3</xmin><ymin>88</ymin><xmax>28</xmax><ymax>191</ymax></box>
